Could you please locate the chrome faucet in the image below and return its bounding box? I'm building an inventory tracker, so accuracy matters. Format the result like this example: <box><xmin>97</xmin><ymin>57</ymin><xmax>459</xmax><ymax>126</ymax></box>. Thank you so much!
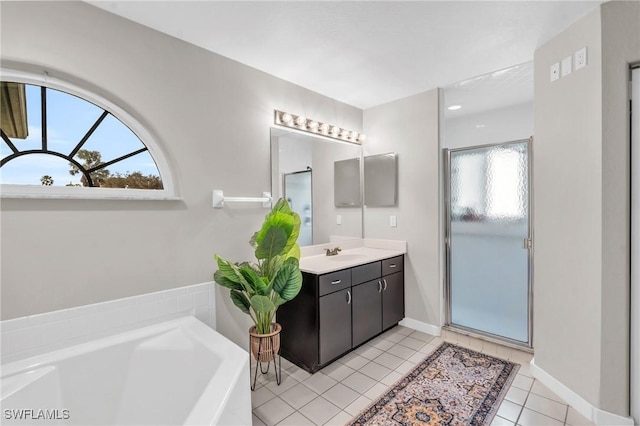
<box><xmin>325</xmin><ymin>247</ymin><xmax>342</xmax><ymax>256</ymax></box>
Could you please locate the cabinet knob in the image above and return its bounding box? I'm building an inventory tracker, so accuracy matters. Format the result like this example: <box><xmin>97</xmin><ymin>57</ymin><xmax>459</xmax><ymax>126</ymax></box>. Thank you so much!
<box><xmin>346</xmin><ymin>290</ymin><xmax>352</xmax><ymax>305</ymax></box>
<box><xmin>389</xmin><ymin>264</ymin><xmax>397</xmax><ymax>268</ymax></box>
<box><xmin>378</xmin><ymin>280</ymin><xmax>383</xmax><ymax>293</ymax></box>
<box><xmin>382</xmin><ymin>279</ymin><xmax>388</xmax><ymax>291</ymax></box>
<box><xmin>331</xmin><ymin>279</ymin><xmax>342</xmax><ymax>285</ymax></box>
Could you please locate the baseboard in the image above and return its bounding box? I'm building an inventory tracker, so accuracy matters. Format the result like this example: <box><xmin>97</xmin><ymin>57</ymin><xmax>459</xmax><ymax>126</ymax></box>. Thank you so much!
<box><xmin>399</xmin><ymin>317</ymin><xmax>441</xmax><ymax>336</ymax></box>
<box><xmin>530</xmin><ymin>358</ymin><xmax>634</xmax><ymax>426</ymax></box>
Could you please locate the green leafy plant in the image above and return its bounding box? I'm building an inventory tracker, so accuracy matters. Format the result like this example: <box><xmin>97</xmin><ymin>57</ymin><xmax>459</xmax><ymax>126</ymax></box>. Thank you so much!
<box><xmin>214</xmin><ymin>198</ymin><xmax>303</xmax><ymax>334</ymax></box>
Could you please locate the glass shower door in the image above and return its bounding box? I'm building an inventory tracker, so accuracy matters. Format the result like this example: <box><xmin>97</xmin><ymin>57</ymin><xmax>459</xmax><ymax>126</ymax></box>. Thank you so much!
<box><xmin>446</xmin><ymin>140</ymin><xmax>531</xmax><ymax>345</ymax></box>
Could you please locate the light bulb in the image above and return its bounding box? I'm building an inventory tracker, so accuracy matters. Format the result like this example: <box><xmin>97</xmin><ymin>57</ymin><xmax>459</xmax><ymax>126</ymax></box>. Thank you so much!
<box><xmin>350</xmin><ymin>131</ymin><xmax>359</xmax><ymax>140</ymax></box>
<box><xmin>319</xmin><ymin>123</ymin><xmax>330</xmax><ymax>134</ymax></box>
<box><xmin>330</xmin><ymin>126</ymin><xmax>340</xmax><ymax>136</ymax></box>
<box><xmin>281</xmin><ymin>112</ymin><xmax>293</xmax><ymax>124</ymax></box>
<box><xmin>358</xmin><ymin>134</ymin><xmax>366</xmax><ymax>142</ymax></box>
<box><xmin>308</xmin><ymin>121</ymin><xmax>319</xmax><ymax>131</ymax></box>
<box><xmin>295</xmin><ymin>116</ymin><xmax>306</xmax><ymax>126</ymax></box>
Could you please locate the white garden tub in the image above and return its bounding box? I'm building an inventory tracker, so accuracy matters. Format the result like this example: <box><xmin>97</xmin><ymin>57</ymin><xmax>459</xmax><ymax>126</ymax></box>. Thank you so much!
<box><xmin>1</xmin><ymin>316</ymin><xmax>251</xmax><ymax>425</ymax></box>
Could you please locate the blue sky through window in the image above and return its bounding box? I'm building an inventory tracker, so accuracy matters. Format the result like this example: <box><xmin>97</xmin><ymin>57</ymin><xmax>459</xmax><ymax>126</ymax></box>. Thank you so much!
<box><xmin>1</xmin><ymin>84</ymin><xmax>161</xmax><ymax>187</ymax></box>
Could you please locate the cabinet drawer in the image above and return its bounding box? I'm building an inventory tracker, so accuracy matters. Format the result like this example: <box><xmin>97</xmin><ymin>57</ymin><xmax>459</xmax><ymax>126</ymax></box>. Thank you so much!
<box><xmin>352</xmin><ymin>261</ymin><xmax>381</xmax><ymax>285</ymax></box>
<box><xmin>319</xmin><ymin>269</ymin><xmax>351</xmax><ymax>296</ymax></box>
<box><xmin>382</xmin><ymin>256</ymin><xmax>403</xmax><ymax>275</ymax></box>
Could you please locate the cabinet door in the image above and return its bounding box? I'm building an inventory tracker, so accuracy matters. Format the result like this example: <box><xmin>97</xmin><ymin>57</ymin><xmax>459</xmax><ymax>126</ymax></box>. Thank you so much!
<box><xmin>352</xmin><ymin>280</ymin><xmax>382</xmax><ymax>347</ymax></box>
<box><xmin>382</xmin><ymin>271</ymin><xmax>404</xmax><ymax>330</ymax></box>
<box><xmin>319</xmin><ymin>288</ymin><xmax>352</xmax><ymax>365</ymax></box>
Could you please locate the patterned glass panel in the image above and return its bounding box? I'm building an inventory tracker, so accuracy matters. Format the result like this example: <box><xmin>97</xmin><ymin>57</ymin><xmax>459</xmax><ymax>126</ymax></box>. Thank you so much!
<box><xmin>449</xmin><ymin>141</ymin><xmax>529</xmax><ymax>342</ymax></box>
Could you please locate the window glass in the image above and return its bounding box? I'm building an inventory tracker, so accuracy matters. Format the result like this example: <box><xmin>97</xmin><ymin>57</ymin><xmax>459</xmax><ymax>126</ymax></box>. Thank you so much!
<box><xmin>1</xmin><ymin>82</ymin><xmax>163</xmax><ymax>190</ymax></box>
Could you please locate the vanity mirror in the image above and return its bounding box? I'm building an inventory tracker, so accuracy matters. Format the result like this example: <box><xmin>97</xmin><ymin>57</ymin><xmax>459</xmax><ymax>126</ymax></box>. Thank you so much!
<box><xmin>271</xmin><ymin>128</ymin><xmax>363</xmax><ymax>246</ymax></box>
<box><xmin>364</xmin><ymin>152</ymin><xmax>398</xmax><ymax>207</ymax></box>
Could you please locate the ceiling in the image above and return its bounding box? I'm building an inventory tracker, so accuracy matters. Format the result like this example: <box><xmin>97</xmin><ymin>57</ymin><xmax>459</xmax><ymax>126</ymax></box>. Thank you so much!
<box><xmin>87</xmin><ymin>1</ymin><xmax>602</xmax><ymax>110</ymax></box>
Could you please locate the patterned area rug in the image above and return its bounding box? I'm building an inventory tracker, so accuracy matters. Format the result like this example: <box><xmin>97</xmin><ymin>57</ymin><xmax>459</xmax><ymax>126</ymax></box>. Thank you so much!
<box><xmin>348</xmin><ymin>342</ymin><xmax>519</xmax><ymax>426</ymax></box>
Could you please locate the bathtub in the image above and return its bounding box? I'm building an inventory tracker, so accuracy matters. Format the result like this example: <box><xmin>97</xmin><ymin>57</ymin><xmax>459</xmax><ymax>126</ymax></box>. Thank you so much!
<box><xmin>1</xmin><ymin>316</ymin><xmax>251</xmax><ymax>425</ymax></box>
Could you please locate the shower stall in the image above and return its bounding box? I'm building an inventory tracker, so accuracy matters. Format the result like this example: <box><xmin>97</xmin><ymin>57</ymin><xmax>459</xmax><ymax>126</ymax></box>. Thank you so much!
<box><xmin>444</xmin><ymin>139</ymin><xmax>532</xmax><ymax>347</ymax></box>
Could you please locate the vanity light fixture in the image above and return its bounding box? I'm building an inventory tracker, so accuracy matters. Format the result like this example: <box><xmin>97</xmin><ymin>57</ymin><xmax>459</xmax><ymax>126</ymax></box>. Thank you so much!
<box><xmin>274</xmin><ymin>110</ymin><xmax>365</xmax><ymax>144</ymax></box>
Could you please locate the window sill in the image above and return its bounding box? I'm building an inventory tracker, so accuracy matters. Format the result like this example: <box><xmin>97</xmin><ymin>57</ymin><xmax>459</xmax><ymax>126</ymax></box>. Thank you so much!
<box><xmin>0</xmin><ymin>185</ymin><xmax>182</xmax><ymax>201</ymax></box>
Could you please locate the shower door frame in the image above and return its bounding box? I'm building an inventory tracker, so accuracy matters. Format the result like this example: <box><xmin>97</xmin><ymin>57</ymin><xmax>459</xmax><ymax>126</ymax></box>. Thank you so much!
<box><xmin>443</xmin><ymin>138</ymin><xmax>534</xmax><ymax>349</ymax></box>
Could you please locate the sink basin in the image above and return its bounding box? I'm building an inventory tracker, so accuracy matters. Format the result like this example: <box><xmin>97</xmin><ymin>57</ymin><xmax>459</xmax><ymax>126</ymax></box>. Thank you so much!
<box><xmin>327</xmin><ymin>254</ymin><xmax>367</xmax><ymax>261</ymax></box>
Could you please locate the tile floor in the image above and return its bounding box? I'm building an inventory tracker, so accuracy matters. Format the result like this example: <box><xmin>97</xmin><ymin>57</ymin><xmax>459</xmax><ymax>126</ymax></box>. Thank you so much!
<box><xmin>251</xmin><ymin>326</ymin><xmax>595</xmax><ymax>426</ymax></box>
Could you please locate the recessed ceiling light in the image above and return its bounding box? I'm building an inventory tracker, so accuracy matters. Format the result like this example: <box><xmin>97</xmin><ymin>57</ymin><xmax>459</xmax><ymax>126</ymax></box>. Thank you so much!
<box><xmin>475</xmin><ymin>124</ymin><xmax>486</xmax><ymax>128</ymax></box>
<box><xmin>448</xmin><ymin>105</ymin><xmax>462</xmax><ymax>111</ymax></box>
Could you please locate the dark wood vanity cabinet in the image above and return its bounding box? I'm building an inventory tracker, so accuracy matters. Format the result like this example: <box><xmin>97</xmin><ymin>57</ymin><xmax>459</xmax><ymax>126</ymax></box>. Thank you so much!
<box><xmin>278</xmin><ymin>255</ymin><xmax>404</xmax><ymax>373</ymax></box>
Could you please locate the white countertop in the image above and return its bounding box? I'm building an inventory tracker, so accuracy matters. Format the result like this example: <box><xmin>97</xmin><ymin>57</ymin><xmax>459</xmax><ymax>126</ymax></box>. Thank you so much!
<box><xmin>299</xmin><ymin>242</ymin><xmax>406</xmax><ymax>274</ymax></box>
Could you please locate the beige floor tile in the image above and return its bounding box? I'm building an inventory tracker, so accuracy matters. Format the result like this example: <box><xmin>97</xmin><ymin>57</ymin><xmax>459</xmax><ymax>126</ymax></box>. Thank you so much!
<box><xmin>320</xmin><ymin>362</ymin><xmax>355</xmax><ymax>382</ymax></box>
<box><xmin>344</xmin><ymin>395</ymin><xmax>373</xmax><ymax>416</ymax></box>
<box><xmin>373</xmin><ymin>352</ymin><xmax>404</xmax><ymax>370</ymax></box>
<box><xmin>380</xmin><ymin>370</ymin><xmax>403</xmax><ymax>386</ymax></box>
<box><xmin>386</xmin><ymin>343</ymin><xmax>416</xmax><ymax>359</ymax></box>
<box><xmin>281</xmin><ymin>358</ymin><xmax>296</xmax><ymax>371</ymax></box>
<box><xmin>398</xmin><ymin>336</ymin><xmax>426</xmax><ymax>351</ymax></box>
<box><xmin>279</xmin><ymin>382</ymin><xmax>319</xmax><ymax>410</ymax></box>
<box><xmin>264</xmin><ymin>371</ymin><xmax>299</xmax><ymax>395</ymax></box>
<box><xmin>491</xmin><ymin>415</ymin><xmax>516</xmax><ymax>426</ymax></box>
<box><xmin>253</xmin><ymin>397</ymin><xmax>295</xmax><ymax>426</ymax></box>
<box><xmin>512</xmin><ymin>374</ymin><xmax>534</xmax><ymax>392</ymax></box>
<box><xmin>517</xmin><ymin>407</ymin><xmax>563</xmax><ymax>426</ymax></box>
<box><xmin>322</xmin><ymin>383</ymin><xmax>360</xmax><ymax>409</ymax></box>
<box><xmin>496</xmin><ymin>399</ymin><xmax>523</xmax><ymax>423</ymax></box>
<box><xmin>355</xmin><ymin>344</ymin><xmax>384</xmax><ymax>360</ymax></box>
<box><xmin>251</xmin><ymin>385</ymin><xmax>277</xmax><ymax>408</ymax></box>
<box><xmin>395</xmin><ymin>360</ymin><xmax>415</xmax><ymax>374</ymax></box>
<box><xmin>529</xmin><ymin>380</ymin><xmax>566</xmax><ymax>404</ymax></box>
<box><xmin>565</xmin><ymin>406</ymin><xmax>595</xmax><ymax>426</ymax></box>
<box><xmin>419</xmin><ymin>342</ymin><xmax>440</xmax><ymax>355</ymax></box>
<box><xmin>408</xmin><ymin>351</ymin><xmax>427</xmax><ymax>364</ymax></box>
<box><xmin>277</xmin><ymin>411</ymin><xmax>315</xmax><ymax>426</ymax></box>
<box><xmin>408</xmin><ymin>330</ymin><xmax>435</xmax><ymax>343</ymax></box>
<box><xmin>286</xmin><ymin>365</ymin><xmax>312</xmax><ymax>382</ymax></box>
<box><xmin>302</xmin><ymin>372</ymin><xmax>338</xmax><ymax>394</ymax></box>
<box><xmin>324</xmin><ymin>410</ymin><xmax>354</xmax><ymax>426</ymax></box>
<box><xmin>385</xmin><ymin>331</ymin><xmax>406</xmax><ymax>343</ymax></box>
<box><xmin>343</xmin><ymin>354</ymin><xmax>368</xmax><ymax>370</ymax></box>
<box><xmin>524</xmin><ymin>393</ymin><xmax>567</xmax><ymax>422</ymax></box>
<box><xmin>359</xmin><ymin>361</ymin><xmax>393</xmax><ymax>381</ymax></box>
<box><xmin>363</xmin><ymin>382</ymin><xmax>389</xmax><ymax>400</ymax></box>
<box><xmin>342</xmin><ymin>371</ymin><xmax>377</xmax><ymax>394</ymax></box>
<box><xmin>515</xmin><ymin>362</ymin><xmax>532</xmax><ymax>377</ymax></box>
<box><xmin>395</xmin><ymin>325</ymin><xmax>414</xmax><ymax>335</ymax></box>
<box><xmin>252</xmin><ymin>413</ymin><xmax>267</xmax><ymax>426</ymax></box>
<box><xmin>504</xmin><ymin>385</ymin><xmax>528</xmax><ymax>406</ymax></box>
<box><xmin>298</xmin><ymin>397</ymin><xmax>341</xmax><ymax>426</ymax></box>
<box><xmin>371</xmin><ymin>338</ymin><xmax>395</xmax><ymax>351</ymax></box>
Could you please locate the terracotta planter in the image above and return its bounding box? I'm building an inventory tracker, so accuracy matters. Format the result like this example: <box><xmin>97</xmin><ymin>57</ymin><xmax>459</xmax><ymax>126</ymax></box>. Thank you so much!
<box><xmin>249</xmin><ymin>323</ymin><xmax>281</xmax><ymax>363</ymax></box>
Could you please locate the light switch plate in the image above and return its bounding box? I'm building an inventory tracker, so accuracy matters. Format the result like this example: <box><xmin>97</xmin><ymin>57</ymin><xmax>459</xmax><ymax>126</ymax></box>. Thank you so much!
<box><xmin>561</xmin><ymin>55</ymin><xmax>572</xmax><ymax>77</ymax></box>
<box><xmin>550</xmin><ymin>62</ymin><xmax>560</xmax><ymax>82</ymax></box>
<box><xmin>336</xmin><ymin>214</ymin><xmax>342</xmax><ymax>225</ymax></box>
<box><xmin>390</xmin><ymin>215</ymin><xmax>397</xmax><ymax>227</ymax></box>
<box><xmin>575</xmin><ymin>47</ymin><xmax>587</xmax><ymax>70</ymax></box>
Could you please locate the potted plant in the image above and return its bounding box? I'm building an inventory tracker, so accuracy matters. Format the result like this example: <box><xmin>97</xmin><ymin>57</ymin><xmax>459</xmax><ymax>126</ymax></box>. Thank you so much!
<box><xmin>214</xmin><ymin>198</ymin><xmax>303</xmax><ymax>373</ymax></box>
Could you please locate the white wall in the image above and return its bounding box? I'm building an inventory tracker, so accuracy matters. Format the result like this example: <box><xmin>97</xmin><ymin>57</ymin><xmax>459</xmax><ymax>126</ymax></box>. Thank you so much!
<box><xmin>443</xmin><ymin>102</ymin><xmax>533</xmax><ymax>149</ymax></box>
<box><xmin>533</xmin><ymin>1</ymin><xmax>638</xmax><ymax>418</ymax></box>
<box><xmin>363</xmin><ymin>89</ymin><xmax>440</xmax><ymax>329</ymax></box>
<box><xmin>0</xmin><ymin>1</ymin><xmax>362</xmax><ymax>349</ymax></box>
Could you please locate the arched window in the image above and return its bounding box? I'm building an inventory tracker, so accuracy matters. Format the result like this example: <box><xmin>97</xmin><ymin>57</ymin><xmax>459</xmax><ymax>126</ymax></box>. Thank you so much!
<box><xmin>0</xmin><ymin>69</ymin><xmax>175</xmax><ymax>199</ymax></box>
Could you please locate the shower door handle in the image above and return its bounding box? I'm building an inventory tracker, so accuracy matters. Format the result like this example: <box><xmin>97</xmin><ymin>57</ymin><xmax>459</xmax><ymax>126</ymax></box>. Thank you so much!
<box><xmin>523</xmin><ymin>238</ymin><xmax>532</xmax><ymax>250</ymax></box>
